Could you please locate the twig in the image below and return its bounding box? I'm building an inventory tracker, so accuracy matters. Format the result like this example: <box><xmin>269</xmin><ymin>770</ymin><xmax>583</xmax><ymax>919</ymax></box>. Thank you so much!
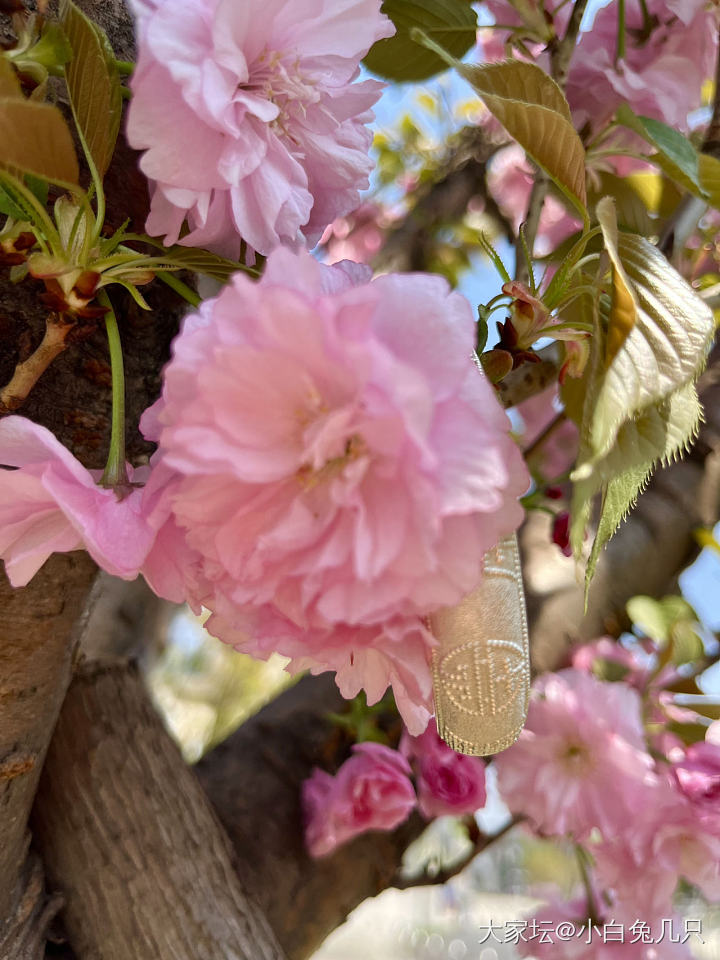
<box><xmin>523</xmin><ymin>411</ymin><xmax>568</xmax><ymax>460</ymax></box>
<box><xmin>0</xmin><ymin>314</ymin><xmax>75</xmax><ymax>415</ymax></box>
<box><xmin>550</xmin><ymin>0</ymin><xmax>590</xmax><ymax>90</ymax></box>
<box><xmin>516</xmin><ymin>0</ymin><xmax>589</xmax><ymax>282</ymax></box>
<box><xmin>394</xmin><ymin>816</ymin><xmax>523</xmax><ymax>890</ymax></box>
<box><xmin>515</xmin><ymin>176</ymin><xmax>548</xmax><ymax>284</ymax></box>
<box><xmin>515</xmin><ymin>0</ymin><xmax>588</xmax><ymax>283</ymax></box>
<box><xmin>576</xmin><ymin>844</ymin><xmax>602</xmax><ymax>926</ymax></box>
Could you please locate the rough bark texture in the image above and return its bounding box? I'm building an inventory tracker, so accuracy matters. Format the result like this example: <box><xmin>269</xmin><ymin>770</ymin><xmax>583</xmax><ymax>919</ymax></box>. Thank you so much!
<box><xmin>0</xmin><ymin>856</ymin><xmax>63</xmax><ymax>960</ymax></box>
<box><xmin>0</xmin><ymin>0</ymin><xmax>187</xmax><ymax>943</ymax></box>
<box><xmin>196</xmin><ymin>675</ymin><xmax>425</xmax><ymax>960</ymax></box>
<box><xmin>0</xmin><ymin>554</ymin><xmax>96</xmax><ymax>937</ymax></box>
<box><xmin>32</xmin><ymin>663</ymin><xmax>287</xmax><ymax>960</ymax></box>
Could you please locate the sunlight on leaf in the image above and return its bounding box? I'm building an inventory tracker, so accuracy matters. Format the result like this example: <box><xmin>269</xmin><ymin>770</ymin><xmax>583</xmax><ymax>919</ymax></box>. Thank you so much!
<box><xmin>458</xmin><ymin>60</ymin><xmax>587</xmax><ymax>220</ymax></box>
<box><xmin>567</xmin><ymin>222</ymin><xmax>713</xmax><ymax>593</ymax></box>
<box><xmin>0</xmin><ymin>58</ymin><xmax>21</xmax><ymax>99</ymax></box>
<box><xmin>596</xmin><ymin>198</ymin><xmax>637</xmax><ymax>364</ymax></box>
<box><xmin>698</xmin><ymin>152</ymin><xmax>720</xmax><ymax>210</ymax></box>
<box><xmin>61</xmin><ymin>0</ymin><xmax>122</xmax><ymax>179</ymax></box>
<box><xmin>0</xmin><ymin>98</ymin><xmax>79</xmax><ymax>183</ymax></box>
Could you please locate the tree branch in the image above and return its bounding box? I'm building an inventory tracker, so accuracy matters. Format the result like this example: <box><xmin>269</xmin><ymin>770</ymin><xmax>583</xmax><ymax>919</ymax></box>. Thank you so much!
<box><xmin>372</xmin><ymin>126</ymin><xmax>511</xmax><ymax>274</ymax></box>
<box><xmin>394</xmin><ymin>816</ymin><xmax>523</xmax><ymax>890</ymax></box>
<box><xmin>550</xmin><ymin>0</ymin><xmax>590</xmax><ymax>91</ymax></box>
<box><xmin>32</xmin><ymin>662</ymin><xmax>286</xmax><ymax>960</ymax></box>
<box><xmin>0</xmin><ymin>314</ymin><xmax>75</xmax><ymax>414</ymax></box>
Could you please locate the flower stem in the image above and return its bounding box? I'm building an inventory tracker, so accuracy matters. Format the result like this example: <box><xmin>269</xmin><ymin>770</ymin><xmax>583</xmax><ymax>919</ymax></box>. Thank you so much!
<box><xmin>98</xmin><ymin>290</ymin><xmax>129</xmax><ymax>488</ymax></box>
<box><xmin>157</xmin><ymin>271</ymin><xmax>202</xmax><ymax>308</ymax></box>
<box><xmin>616</xmin><ymin>0</ymin><xmax>627</xmax><ymax>65</ymax></box>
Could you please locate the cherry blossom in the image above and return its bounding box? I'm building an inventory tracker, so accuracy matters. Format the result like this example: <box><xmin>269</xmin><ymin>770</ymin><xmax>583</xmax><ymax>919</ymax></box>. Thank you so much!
<box><xmin>302</xmin><ymin>742</ymin><xmax>416</xmax><ymax>857</ymax></box>
<box><xmin>149</xmin><ymin>246</ymin><xmax>528</xmax><ymax>727</ymax></box>
<box><xmin>127</xmin><ymin>0</ymin><xmax>394</xmax><ymax>257</ymax></box>
<box><xmin>401</xmin><ymin>719</ymin><xmax>487</xmax><ymax>818</ymax></box>
<box><xmin>493</xmin><ymin>669</ymin><xmax>658</xmax><ymax>839</ymax></box>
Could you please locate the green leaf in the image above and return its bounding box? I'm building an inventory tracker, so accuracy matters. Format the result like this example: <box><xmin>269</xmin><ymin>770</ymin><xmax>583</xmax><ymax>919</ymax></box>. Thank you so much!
<box><xmin>596</xmin><ymin>197</ymin><xmax>637</xmax><ymax>364</ymax></box>
<box><xmin>0</xmin><ymin>185</ymin><xmax>25</xmax><ymax>220</ymax></box>
<box><xmin>573</xmin><ymin>381</ymin><xmax>704</xmax><ymax>587</ymax></box>
<box><xmin>0</xmin><ymin>97</ymin><xmax>79</xmax><ymax>183</ymax></box>
<box><xmin>627</xmin><ymin>595</ymin><xmax>675</xmax><ymax>643</ymax></box>
<box><xmin>457</xmin><ymin>60</ymin><xmax>587</xmax><ymax>220</ymax></box>
<box><xmin>130</xmin><ymin>242</ymin><xmax>256</xmax><ymax>281</ymax></box>
<box><xmin>0</xmin><ymin>57</ymin><xmax>22</xmax><ymax>98</ymax></box>
<box><xmin>578</xmin><ymin>228</ymin><xmax>713</xmax><ymax>469</ymax></box>
<box><xmin>61</xmin><ymin>0</ymin><xmax>122</xmax><ymax>179</ymax></box>
<box><xmin>670</xmin><ymin>620</ymin><xmax>704</xmax><ymax>667</ymax></box>
<box><xmin>23</xmin><ymin>21</ymin><xmax>73</xmax><ymax>75</ymax></box>
<box><xmin>364</xmin><ymin>0</ymin><xmax>477</xmax><ymax>82</ymax></box>
<box><xmin>588</xmin><ymin>172</ymin><xmax>654</xmax><ymax>237</ymax></box>
<box><xmin>616</xmin><ymin>106</ymin><xmax>703</xmax><ymax>198</ymax></box>
<box><xmin>25</xmin><ymin>174</ymin><xmax>49</xmax><ymax>207</ymax></box>
<box><xmin>476</xmin><ymin>307</ymin><xmax>489</xmax><ymax>353</ymax></box>
<box><xmin>698</xmin><ymin>152</ymin><xmax>720</xmax><ymax>209</ymax></box>
<box><xmin>627</xmin><ymin>595</ymin><xmax>703</xmax><ymax>666</ymax></box>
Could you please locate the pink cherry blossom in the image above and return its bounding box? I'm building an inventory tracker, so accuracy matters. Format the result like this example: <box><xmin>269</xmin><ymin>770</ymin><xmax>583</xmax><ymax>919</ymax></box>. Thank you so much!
<box><xmin>206</xmin><ymin>604</ymin><xmax>435</xmax><ymax>734</ymax></box>
<box><xmin>673</xmin><ymin>741</ymin><xmax>720</xmax><ymax>806</ymax></box>
<box><xmin>302</xmin><ymin>742</ymin><xmax>416</xmax><ymax>857</ymax></box>
<box><xmin>401</xmin><ymin>719</ymin><xmax>486</xmax><ymax>818</ymax></box>
<box><xmin>493</xmin><ymin>669</ymin><xmax>658</xmax><ymax>839</ymax></box>
<box><xmin>482</xmin><ymin>2</ymin><xmax>716</xmax><ymax>134</ymax></box>
<box><xmin>150</xmin><ymin>246</ymin><xmax>528</xmax><ymax>727</ymax></box>
<box><xmin>319</xmin><ymin>203</ymin><xmax>390</xmax><ymax>266</ymax></box>
<box><xmin>516</xmin><ymin>385</ymin><xmax>578</xmax><ymax>481</ymax></box>
<box><xmin>0</xmin><ymin>416</ymin><xmax>158</xmax><ymax>585</ymax></box>
<box><xmin>566</xmin><ymin>0</ymin><xmax>717</xmax><ymax>133</ymax></box>
<box><xmin>571</xmin><ymin>637</ymin><xmax>647</xmax><ymax>686</ymax></box>
<box><xmin>591</xmin><ymin>760</ymin><xmax>720</xmax><ymax>913</ymax></box>
<box><xmin>127</xmin><ymin>0</ymin><xmax>394</xmax><ymax>258</ymax></box>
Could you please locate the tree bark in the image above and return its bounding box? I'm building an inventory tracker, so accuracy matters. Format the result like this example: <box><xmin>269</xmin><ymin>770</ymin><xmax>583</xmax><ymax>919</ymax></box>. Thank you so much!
<box><xmin>0</xmin><ymin>0</ymin><xmax>187</xmax><ymax>943</ymax></box>
<box><xmin>31</xmin><ymin>662</ymin><xmax>287</xmax><ymax>960</ymax></box>
<box><xmin>0</xmin><ymin>554</ymin><xmax>96</xmax><ymax>944</ymax></box>
<box><xmin>196</xmin><ymin>675</ymin><xmax>425</xmax><ymax>960</ymax></box>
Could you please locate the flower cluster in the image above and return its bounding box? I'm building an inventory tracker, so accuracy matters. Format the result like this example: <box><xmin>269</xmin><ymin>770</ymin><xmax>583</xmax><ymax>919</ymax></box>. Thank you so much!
<box><xmin>127</xmin><ymin>0</ymin><xmax>394</xmax><ymax>258</ymax></box>
<box><xmin>302</xmin><ymin>634</ymin><xmax>720</xmax><ymax>956</ymax></box>
<box><xmin>302</xmin><ymin>720</ymin><xmax>487</xmax><ymax>857</ymax></box>
<box><xmin>481</xmin><ymin>0</ymin><xmax>717</xmax><ymax>135</ymax></box>
<box><xmin>144</xmin><ymin>246</ymin><xmax>528</xmax><ymax>731</ymax></box>
<box><xmin>0</xmin><ymin>244</ymin><xmax>528</xmax><ymax>731</ymax></box>
<box><xmin>495</xmin><ymin>651</ymin><xmax>720</xmax><ymax>958</ymax></box>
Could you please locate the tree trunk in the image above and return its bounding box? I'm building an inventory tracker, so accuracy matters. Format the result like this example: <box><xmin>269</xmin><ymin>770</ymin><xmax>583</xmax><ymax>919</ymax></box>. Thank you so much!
<box><xmin>31</xmin><ymin>662</ymin><xmax>286</xmax><ymax>960</ymax></box>
<box><xmin>196</xmin><ymin>674</ymin><xmax>425</xmax><ymax>960</ymax></box>
<box><xmin>0</xmin><ymin>555</ymin><xmax>97</xmax><ymax>947</ymax></box>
